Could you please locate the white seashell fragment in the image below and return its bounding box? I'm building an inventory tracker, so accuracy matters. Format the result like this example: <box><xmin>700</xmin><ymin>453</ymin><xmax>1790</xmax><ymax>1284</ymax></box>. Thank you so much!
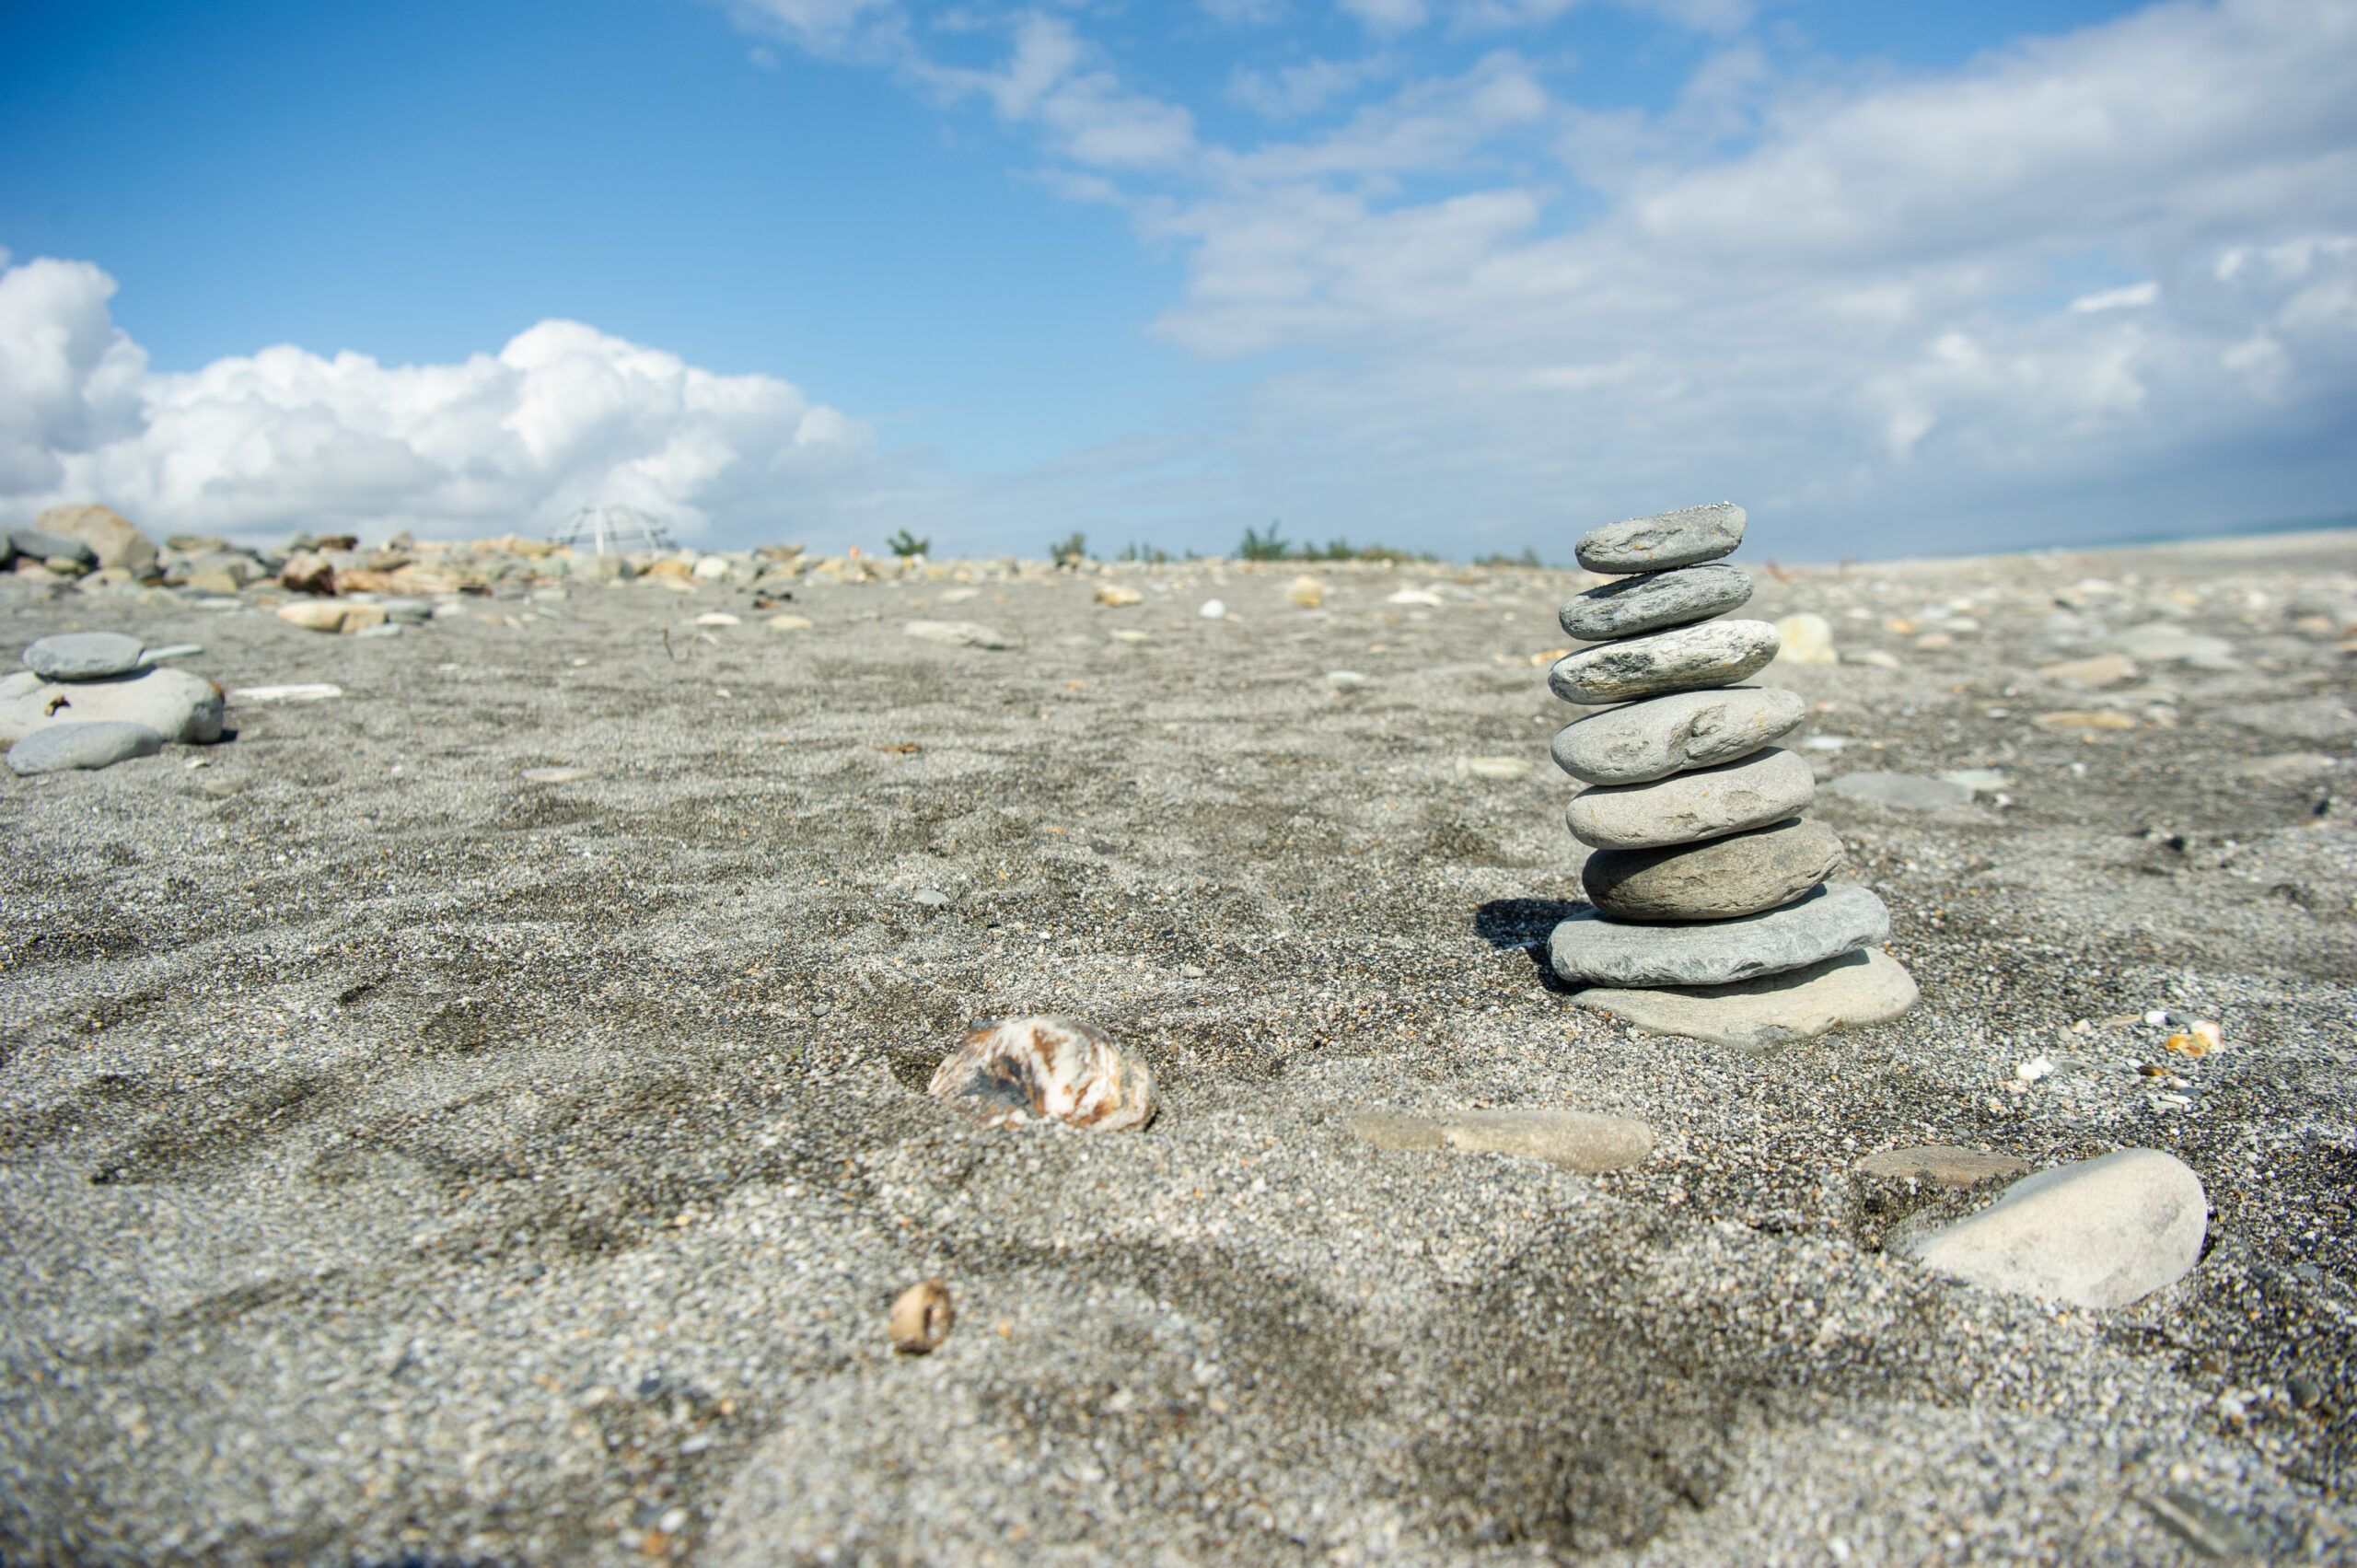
<box><xmin>888</xmin><ymin>1278</ymin><xmax>954</xmax><ymax>1354</ymax></box>
<box><xmin>926</xmin><ymin>1015</ymin><xmax>1157</xmax><ymax>1131</ymax></box>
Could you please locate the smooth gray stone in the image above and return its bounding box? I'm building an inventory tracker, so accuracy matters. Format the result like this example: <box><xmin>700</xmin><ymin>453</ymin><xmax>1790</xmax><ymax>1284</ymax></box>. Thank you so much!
<box><xmin>136</xmin><ymin>643</ymin><xmax>203</xmax><ymax>666</ymax></box>
<box><xmin>1559</xmin><ymin>563</ymin><xmax>1751</xmax><ymax>642</ymax></box>
<box><xmin>1566</xmin><ymin>747</ymin><xmax>1815</xmax><ymax>850</ymax></box>
<box><xmin>6</xmin><ymin>721</ymin><xmax>163</xmax><ymax>775</ymax></box>
<box><xmin>1552</xmin><ymin>686</ymin><xmax>1805</xmax><ymax>785</ymax></box>
<box><xmin>1549</xmin><ymin>620</ymin><xmax>1779</xmax><ymax>705</ymax></box>
<box><xmin>0</xmin><ymin>667</ymin><xmax>226</xmax><ymax>745</ymax></box>
<box><xmin>1549</xmin><ymin>881</ymin><xmax>1888</xmax><ymax>987</ymax></box>
<box><xmin>1575</xmin><ymin>504</ymin><xmax>1745</xmax><ymax>574</ymax></box>
<box><xmin>24</xmin><ymin>632</ymin><xmax>145</xmax><ymax>680</ymax></box>
<box><xmin>6</xmin><ymin>528</ymin><xmax>99</xmax><ymax>567</ymax></box>
<box><xmin>1571</xmin><ymin>947</ymin><xmax>1917</xmax><ymax>1051</ymax></box>
<box><xmin>1891</xmin><ymin>1149</ymin><xmax>2206</xmax><ymax>1309</ymax></box>
<box><xmin>1826</xmin><ymin>771</ymin><xmax>1976</xmax><ymax>809</ymax></box>
<box><xmin>1583</xmin><ymin>817</ymin><xmax>1843</xmax><ymax>920</ymax></box>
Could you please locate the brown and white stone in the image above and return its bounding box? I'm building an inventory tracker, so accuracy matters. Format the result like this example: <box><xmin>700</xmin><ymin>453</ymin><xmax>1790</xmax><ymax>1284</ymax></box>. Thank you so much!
<box><xmin>927</xmin><ymin>1015</ymin><xmax>1157</xmax><ymax>1131</ymax></box>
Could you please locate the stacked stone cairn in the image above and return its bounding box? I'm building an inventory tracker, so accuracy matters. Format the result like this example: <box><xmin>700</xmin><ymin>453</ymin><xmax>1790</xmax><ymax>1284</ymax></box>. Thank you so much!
<box><xmin>1543</xmin><ymin>503</ymin><xmax>1915</xmax><ymax>1041</ymax></box>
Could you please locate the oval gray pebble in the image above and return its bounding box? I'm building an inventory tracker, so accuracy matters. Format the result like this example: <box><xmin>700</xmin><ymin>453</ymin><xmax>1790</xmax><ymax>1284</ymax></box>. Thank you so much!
<box><xmin>1551</xmin><ymin>686</ymin><xmax>1805</xmax><ymax>785</ymax></box>
<box><xmin>24</xmin><ymin>632</ymin><xmax>145</xmax><ymax>681</ymax></box>
<box><xmin>1575</xmin><ymin>503</ymin><xmax>1746</xmax><ymax>574</ymax></box>
<box><xmin>1548</xmin><ymin>881</ymin><xmax>1889</xmax><ymax>987</ymax></box>
<box><xmin>1565</xmin><ymin>746</ymin><xmax>1814</xmax><ymax>851</ymax></box>
<box><xmin>1559</xmin><ymin>563</ymin><xmax>1751</xmax><ymax>642</ymax></box>
<box><xmin>1582</xmin><ymin>816</ymin><xmax>1843</xmax><ymax>921</ymax></box>
<box><xmin>6</xmin><ymin>721</ymin><xmax>164</xmax><ymax>776</ymax></box>
<box><xmin>1550</xmin><ymin>620</ymin><xmax>1780</xmax><ymax>705</ymax></box>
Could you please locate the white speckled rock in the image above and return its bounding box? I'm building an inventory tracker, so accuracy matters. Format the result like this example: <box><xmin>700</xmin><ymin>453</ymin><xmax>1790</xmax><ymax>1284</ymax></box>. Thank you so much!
<box><xmin>1549</xmin><ymin>620</ymin><xmax>1780</xmax><ymax>705</ymax></box>
<box><xmin>1550</xmin><ymin>882</ymin><xmax>1888</xmax><ymax>987</ymax></box>
<box><xmin>1566</xmin><ymin>747</ymin><xmax>1814</xmax><ymax>850</ymax></box>
<box><xmin>1891</xmin><ymin>1149</ymin><xmax>2207</xmax><ymax>1309</ymax></box>
<box><xmin>23</xmin><ymin>632</ymin><xmax>145</xmax><ymax>680</ymax></box>
<box><xmin>1575</xmin><ymin>504</ymin><xmax>1746</xmax><ymax>574</ymax></box>
<box><xmin>1551</xmin><ymin>686</ymin><xmax>1805</xmax><ymax>785</ymax></box>
<box><xmin>928</xmin><ymin>1016</ymin><xmax>1156</xmax><ymax>1130</ymax></box>
<box><xmin>1582</xmin><ymin>817</ymin><xmax>1843</xmax><ymax>920</ymax></box>
<box><xmin>0</xmin><ymin>667</ymin><xmax>225</xmax><ymax>745</ymax></box>
<box><xmin>6</xmin><ymin>721</ymin><xmax>163</xmax><ymax>775</ymax></box>
<box><xmin>1559</xmin><ymin>563</ymin><xmax>1752</xmax><ymax>642</ymax></box>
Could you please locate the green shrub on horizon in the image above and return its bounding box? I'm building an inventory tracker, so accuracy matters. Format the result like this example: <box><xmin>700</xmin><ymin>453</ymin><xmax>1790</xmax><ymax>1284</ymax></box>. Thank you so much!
<box><xmin>886</xmin><ymin>528</ymin><xmax>932</xmax><ymax>558</ymax></box>
<box><xmin>1049</xmin><ymin>531</ymin><xmax>1090</xmax><ymax>567</ymax></box>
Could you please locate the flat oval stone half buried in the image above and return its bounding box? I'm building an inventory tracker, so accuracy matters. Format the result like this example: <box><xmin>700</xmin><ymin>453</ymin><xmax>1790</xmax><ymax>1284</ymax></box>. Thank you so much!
<box><xmin>1551</xmin><ymin>686</ymin><xmax>1805</xmax><ymax>786</ymax></box>
<box><xmin>1565</xmin><ymin>746</ymin><xmax>1815</xmax><ymax>851</ymax></box>
<box><xmin>1558</xmin><ymin>563</ymin><xmax>1751</xmax><ymax>642</ymax></box>
<box><xmin>1550</xmin><ymin>620</ymin><xmax>1781</xmax><ymax>705</ymax></box>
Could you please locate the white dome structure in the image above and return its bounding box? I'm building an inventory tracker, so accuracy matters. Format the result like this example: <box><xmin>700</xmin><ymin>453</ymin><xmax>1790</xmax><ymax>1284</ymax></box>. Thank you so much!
<box><xmin>547</xmin><ymin>505</ymin><xmax>678</xmax><ymax>556</ymax></box>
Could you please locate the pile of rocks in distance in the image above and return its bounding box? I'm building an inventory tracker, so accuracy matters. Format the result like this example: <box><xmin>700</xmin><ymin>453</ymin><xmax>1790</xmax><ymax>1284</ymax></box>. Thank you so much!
<box><xmin>1543</xmin><ymin>504</ymin><xmax>1917</xmax><ymax>1051</ymax></box>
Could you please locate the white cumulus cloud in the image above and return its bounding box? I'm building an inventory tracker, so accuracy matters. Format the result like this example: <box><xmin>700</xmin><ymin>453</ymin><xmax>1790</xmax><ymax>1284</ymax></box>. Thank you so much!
<box><xmin>0</xmin><ymin>253</ymin><xmax>877</xmax><ymax>547</ymax></box>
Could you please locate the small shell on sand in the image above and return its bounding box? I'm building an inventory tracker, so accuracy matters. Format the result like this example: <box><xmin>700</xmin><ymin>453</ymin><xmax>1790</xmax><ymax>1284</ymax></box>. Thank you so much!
<box><xmin>926</xmin><ymin>1015</ymin><xmax>1158</xmax><ymax>1131</ymax></box>
<box><xmin>889</xmin><ymin>1278</ymin><xmax>955</xmax><ymax>1355</ymax></box>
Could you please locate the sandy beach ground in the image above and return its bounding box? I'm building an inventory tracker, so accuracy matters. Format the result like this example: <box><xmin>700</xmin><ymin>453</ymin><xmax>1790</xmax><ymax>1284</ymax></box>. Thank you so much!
<box><xmin>3</xmin><ymin>529</ymin><xmax>2354</xmax><ymax>1566</ymax></box>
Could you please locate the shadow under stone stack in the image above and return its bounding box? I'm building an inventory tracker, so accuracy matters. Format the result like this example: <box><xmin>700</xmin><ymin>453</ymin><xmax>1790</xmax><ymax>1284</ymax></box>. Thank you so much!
<box><xmin>1542</xmin><ymin>504</ymin><xmax>1917</xmax><ymax>1051</ymax></box>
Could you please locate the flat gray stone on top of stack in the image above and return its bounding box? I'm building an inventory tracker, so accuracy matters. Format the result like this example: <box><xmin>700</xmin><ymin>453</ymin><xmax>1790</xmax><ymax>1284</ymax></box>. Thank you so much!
<box><xmin>1544</xmin><ymin>503</ymin><xmax>1897</xmax><ymax>992</ymax></box>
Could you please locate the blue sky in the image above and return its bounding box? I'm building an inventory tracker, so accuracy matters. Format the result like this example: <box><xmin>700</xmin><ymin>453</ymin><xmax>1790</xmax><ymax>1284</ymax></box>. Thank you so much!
<box><xmin>2</xmin><ymin>0</ymin><xmax>2351</xmax><ymax>560</ymax></box>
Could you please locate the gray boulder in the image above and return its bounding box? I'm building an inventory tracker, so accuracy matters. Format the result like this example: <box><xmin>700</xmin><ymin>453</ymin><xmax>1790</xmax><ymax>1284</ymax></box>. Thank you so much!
<box><xmin>0</xmin><ymin>667</ymin><xmax>225</xmax><ymax>745</ymax></box>
<box><xmin>6</xmin><ymin>527</ymin><xmax>98</xmax><ymax>567</ymax></box>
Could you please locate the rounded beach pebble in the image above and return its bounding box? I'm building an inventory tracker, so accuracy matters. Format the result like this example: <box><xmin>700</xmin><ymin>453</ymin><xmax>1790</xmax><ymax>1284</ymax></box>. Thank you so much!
<box><xmin>1582</xmin><ymin>816</ymin><xmax>1843</xmax><ymax>921</ymax></box>
<box><xmin>1558</xmin><ymin>563</ymin><xmax>1751</xmax><ymax>642</ymax></box>
<box><xmin>1565</xmin><ymin>747</ymin><xmax>1815</xmax><ymax>850</ymax></box>
<box><xmin>1549</xmin><ymin>881</ymin><xmax>1889</xmax><ymax>988</ymax></box>
<box><xmin>6</xmin><ymin>721</ymin><xmax>163</xmax><ymax>776</ymax></box>
<box><xmin>1549</xmin><ymin>620</ymin><xmax>1780</xmax><ymax>705</ymax></box>
<box><xmin>888</xmin><ymin>1278</ymin><xmax>955</xmax><ymax>1354</ymax></box>
<box><xmin>22</xmin><ymin>632</ymin><xmax>145</xmax><ymax>681</ymax></box>
<box><xmin>1551</xmin><ymin>685</ymin><xmax>1805</xmax><ymax>786</ymax></box>
<box><xmin>1890</xmin><ymin>1148</ymin><xmax>2207</xmax><ymax>1309</ymax></box>
<box><xmin>1574</xmin><ymin>503</ymin><xmax>1746</xmax><ymax>574</ymax></box>
<box><xmin>927</xmin><ymin>1015</ymin><xmax>1157</xmax><ymax>1130</ymax></box>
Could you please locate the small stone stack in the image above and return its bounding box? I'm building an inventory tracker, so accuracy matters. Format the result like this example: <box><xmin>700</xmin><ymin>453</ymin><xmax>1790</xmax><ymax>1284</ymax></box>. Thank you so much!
<box><xmin>1543</xmin><ymin>504</ymin><xmax>1915</xmax><ymax>1047</ymax></box>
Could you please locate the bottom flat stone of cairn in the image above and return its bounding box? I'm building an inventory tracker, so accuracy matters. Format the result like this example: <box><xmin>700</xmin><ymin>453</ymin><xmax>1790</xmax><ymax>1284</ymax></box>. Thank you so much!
<box><xmin>1568</xmin><ymin>947</ymin><xmax>1917</xmax><ymax>1052</ymax></box>
<box><xmin>1550</xmin><ymin>880</ymin><xmax>1888</xmax><ymax>990</ymax></box>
